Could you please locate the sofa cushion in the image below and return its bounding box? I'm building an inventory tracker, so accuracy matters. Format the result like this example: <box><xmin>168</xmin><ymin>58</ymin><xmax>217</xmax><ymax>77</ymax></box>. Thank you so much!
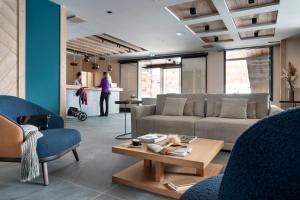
<box><xmin>247</xmin><ymin>102</ymin><xmax>257</xmax><ymax>119</ymax></box>
<box><xmin>156</xmin><ymin>94</ymin><xmax>205</xmax><ymax>117</ymax></box>
<box><xmin>213</xmin><ymin>102</ymin><xmax>221</xmax><ymax>117</ymax></box>
<box><xmin>206</xmin><ymin>93</ymin><xmax>269</xmax><ymax>118</ymax></box>
<box><xmin>195</xmin><ymin>117</ymin><xmax>258</xmax><ymax>150</ymax></box>
<box><xmin>184</xmin><ymin>101</ymin><xmax>194</xmax><ymax>116</ymax></box>
<box><xmin>137</xmin><ymin>115</ymin><xmax>202</xmax><ymax>136</ymax></box>
<box><xmin>38</xmin><ymin>128</ymin><xmax>81</xmax><ymax>159</ymax></box>
<box><xmin>162</xmin><ymin>98</ymin><xmax>187</xmax><ymax>116</ymax></box>
<box><xmin>219</xmin><ymin>98</ymin><xmax>248</xmax><ymax>119</ymax></box>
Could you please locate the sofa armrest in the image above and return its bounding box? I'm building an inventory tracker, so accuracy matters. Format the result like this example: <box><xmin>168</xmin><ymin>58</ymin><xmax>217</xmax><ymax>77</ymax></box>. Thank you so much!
<box><xmin>269</xmin><ymin>105</ymin><xmax>284</xmax><ymax>116</ymax></box>
<box><xmin>131</xmin><ymin>105</ymin><xmax>156</xmax><ymax>137</ymax></box>
<box><xmin>0</xmin><ymin>114</ymin><xmax>23</xmax><ymax>158</ymax></box>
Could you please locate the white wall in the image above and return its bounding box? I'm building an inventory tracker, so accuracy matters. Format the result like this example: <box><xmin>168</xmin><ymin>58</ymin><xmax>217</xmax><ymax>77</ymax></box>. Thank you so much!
<box><xmin>272</xmin><ymin>45</ymin><xmax>281</xmax><ymax>106</ymax></box>
<box><xmin>285</xmin><ymin>37</ymin><xmax>300</xmax><ymax>88</ymax></box>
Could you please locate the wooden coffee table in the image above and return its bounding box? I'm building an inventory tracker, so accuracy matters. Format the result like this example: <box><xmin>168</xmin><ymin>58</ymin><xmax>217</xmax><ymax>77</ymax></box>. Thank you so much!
<box><xmin>112</xmin><ymin>138</ymin><xmax>224</xmax><ymax>199</ymax></box>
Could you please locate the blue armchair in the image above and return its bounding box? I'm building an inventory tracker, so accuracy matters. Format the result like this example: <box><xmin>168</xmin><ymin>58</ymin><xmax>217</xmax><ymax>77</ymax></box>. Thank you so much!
<box><xmin>0</xmin><ymin>95</ymin><xmax>81</xmax><ymax>186</ymax></box>
<box><xmin>181</xmin><ymin>107</ymin><xmax>300</xmax><ymax>200</ymax></box>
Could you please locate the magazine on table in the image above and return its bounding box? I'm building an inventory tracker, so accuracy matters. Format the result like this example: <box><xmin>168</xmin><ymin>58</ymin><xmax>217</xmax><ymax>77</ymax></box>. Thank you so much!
<box><xmin>138</xmin><ymin>133</ymin><xmax>167</xmax><ymax>143</ymax></box>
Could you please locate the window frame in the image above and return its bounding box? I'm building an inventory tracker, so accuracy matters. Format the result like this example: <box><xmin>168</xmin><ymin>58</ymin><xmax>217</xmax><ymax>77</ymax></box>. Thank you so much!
<box><xmin>224</xmin><ymin>46</ymin><xmax>273</xmax><ymax>100</ymax></box>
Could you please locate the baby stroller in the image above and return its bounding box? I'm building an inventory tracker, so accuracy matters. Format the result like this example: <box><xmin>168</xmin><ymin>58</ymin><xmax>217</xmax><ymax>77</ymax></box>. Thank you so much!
<box><xmin>67</xmin><ymin>88</ymin><xmax>88</xmax><ymax>121</ymax></box>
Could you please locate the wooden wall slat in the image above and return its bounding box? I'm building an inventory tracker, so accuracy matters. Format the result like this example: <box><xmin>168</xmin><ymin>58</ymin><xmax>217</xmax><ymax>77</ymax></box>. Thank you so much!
<box><xmin>0</xmin><ymin>0</ymin><xmax>20</xmax><ymax>97</ymax></box>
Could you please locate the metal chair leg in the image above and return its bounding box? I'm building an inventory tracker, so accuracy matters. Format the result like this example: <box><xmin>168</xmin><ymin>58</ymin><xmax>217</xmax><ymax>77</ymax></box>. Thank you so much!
<box><xmin>72</xmin><ymin>149</ymin><xmax>79</xmax><ymax>161</ymax></box>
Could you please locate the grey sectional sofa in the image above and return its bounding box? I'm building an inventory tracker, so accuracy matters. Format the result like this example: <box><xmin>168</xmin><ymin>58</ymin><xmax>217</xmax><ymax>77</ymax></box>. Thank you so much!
<box><xmin>131</xmin><ymin>93</ymin><xmax>282</xmax><ymax>150</ymax></box>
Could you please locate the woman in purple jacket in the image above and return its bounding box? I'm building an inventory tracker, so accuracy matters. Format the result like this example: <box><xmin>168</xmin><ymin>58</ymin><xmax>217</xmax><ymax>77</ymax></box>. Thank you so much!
<box><xmin>99</xmin><ymin>72</ymin><xmax>111</xmax><ymax>117</ymax></box>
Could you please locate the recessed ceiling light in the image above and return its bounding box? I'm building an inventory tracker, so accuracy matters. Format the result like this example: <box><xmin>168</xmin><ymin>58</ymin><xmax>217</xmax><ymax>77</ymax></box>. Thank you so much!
<box><xmin>106</xmin><ymin>11</ymin><xmax>113</xmax><ymax>14</ymax></box>
<box><xmin>176</xmin><ymin>32</ymin><xmax>184</xmax><ymax>36</ymax></box>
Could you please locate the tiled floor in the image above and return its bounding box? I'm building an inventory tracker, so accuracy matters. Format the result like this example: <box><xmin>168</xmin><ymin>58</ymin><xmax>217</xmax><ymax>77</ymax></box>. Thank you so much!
<box><xmin>0</xmin><ymin>114</ymin><xmax>230</xmax><ymax>200</ymax></box>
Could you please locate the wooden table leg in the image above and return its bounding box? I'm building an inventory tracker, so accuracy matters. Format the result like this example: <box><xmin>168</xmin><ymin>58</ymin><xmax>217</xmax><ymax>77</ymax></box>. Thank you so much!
<box><xmin>144</xmin><ymin>159</ymin><xmax>152</xmax><ymax>168</ymax></box>
<box><xmin>155</xmin><ymin>162</ymin><xmax>164</xmax><ymax>182</ymax></box>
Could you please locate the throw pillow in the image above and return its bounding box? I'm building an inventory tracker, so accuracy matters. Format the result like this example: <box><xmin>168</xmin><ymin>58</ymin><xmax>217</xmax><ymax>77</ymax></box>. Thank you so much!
<box><xmin>17</xmin><ymin>114</ymin><xmax>51</xmax><ymax>130</ymax></box>
<box><xmin>219</xmin><ymin>98</ymin><xmax>248</xmax><ymax>119</ymax></box>
<box><xmin>247</xmin><ymin>101</ymin><xmax>257</xmax><ymax>119</ymax></box>
<box><xmin>183</xmin><ymin>101</ymin><xmax>194</xmax><ymax>116</ymax></box>
<box><xmin>213</xmin><ymin>101</ymin><xmax>222</xmax><ymax>117</ymax></box>
<box><xmin>162</xmin><ymin>98</ymin><xmax>187</xmax><ymax>116</ymax></box>
<box><xmin>194</xmin><ymin>101</ymin><xmax>205</xmax><ymax>117</ymax></box>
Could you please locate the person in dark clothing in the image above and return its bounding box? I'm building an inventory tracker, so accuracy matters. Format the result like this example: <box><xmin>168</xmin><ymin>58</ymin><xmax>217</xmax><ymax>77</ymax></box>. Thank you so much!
<box><xmin>99</xmin><ymin>72</ymin><xmax>111</xmax><ymax>116</ymax></box>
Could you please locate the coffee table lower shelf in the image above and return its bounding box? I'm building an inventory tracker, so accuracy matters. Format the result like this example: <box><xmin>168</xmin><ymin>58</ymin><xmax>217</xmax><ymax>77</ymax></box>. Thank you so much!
<box><xmin>112</xmin><ymin>161</ymin><xmax>224</xmax><ymax>199</ymax></box>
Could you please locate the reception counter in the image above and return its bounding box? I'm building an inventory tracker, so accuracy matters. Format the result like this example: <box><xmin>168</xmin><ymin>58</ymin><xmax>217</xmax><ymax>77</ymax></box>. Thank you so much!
<box><xmin>66</xmin><ymin>85</ymin><xmax>123</xmax><ymax>116</ymax></box>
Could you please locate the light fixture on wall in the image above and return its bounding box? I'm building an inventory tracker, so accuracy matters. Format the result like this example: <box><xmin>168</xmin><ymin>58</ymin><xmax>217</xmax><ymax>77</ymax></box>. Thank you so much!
<box><xmin>214</xmin><ymin>36</ymin><xmax>219</xmax><ymax>42</ymax></box>
<box><xmin>248</xmin><ymin>0</ymin><xmax>255</xmax><ymax>4</ymax></box>
<box><xmin>254</xmin><ymin>30</ymin><xmax>259</xmax><ymax>37</ymax></box>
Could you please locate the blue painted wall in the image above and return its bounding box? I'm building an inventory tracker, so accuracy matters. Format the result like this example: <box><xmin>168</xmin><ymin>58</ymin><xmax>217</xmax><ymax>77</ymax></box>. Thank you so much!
<box><xmin>26</xmin><ymin>0</ymin><xmax>60</xmax><ymax>114</ymax></box>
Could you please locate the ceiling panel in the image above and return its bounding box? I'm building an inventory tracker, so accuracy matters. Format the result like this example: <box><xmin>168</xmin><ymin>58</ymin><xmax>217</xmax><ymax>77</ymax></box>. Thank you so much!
<box><xmin>188</xmin><ymin>20</ymin><xmax>227</xmax><ymax>34</ymax></box>
<box><xmin>201</xmin><ymin>34</ymin><xmax>233</xmax><ymax>43</ymax></box>
<box><xmin>234</xmin><ymin>11</ymin><xmax>278</xmax><ymax>28</ymax></box>
<box><xmin>239</xmin><ymin>28</ymin><xmax>275</xmax><ymax>39</ymax></box>
<box><xmin>67</xmin><ymin>34</ymin><xmax>147</xmax><ymax>56</ymax></box>
<box><xmin>225</xmin><ymin>0</ymin><xmax>280</xmax><ymax>11</ymax></box>
<box><xmin>167</xmin><ymin>0</ymin><xmax>218</xmax><ymax>20</ymax></box>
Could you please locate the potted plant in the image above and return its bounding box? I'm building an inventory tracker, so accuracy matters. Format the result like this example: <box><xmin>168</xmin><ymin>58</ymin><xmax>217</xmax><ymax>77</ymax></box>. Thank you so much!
<box><xmin>282</xmin><ymin>62</ymin><xmax>297</xmax><ymax>101</ymax></box>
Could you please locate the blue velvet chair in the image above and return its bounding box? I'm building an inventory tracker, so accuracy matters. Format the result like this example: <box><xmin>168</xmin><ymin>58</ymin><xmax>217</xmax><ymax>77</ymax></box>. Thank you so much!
<box><xmin>181</xmin><ymin>107</ymin><xmax>300</xmax><ymax>200</ymax></box>
<box><xmin>0</xmin><ymin>95</ymin><xmax>81</xmax><ymax>186</ymax></box>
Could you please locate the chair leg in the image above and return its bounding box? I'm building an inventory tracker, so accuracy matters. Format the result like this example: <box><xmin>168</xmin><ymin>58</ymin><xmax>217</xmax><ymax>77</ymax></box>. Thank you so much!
<box><xmin>72</xmin><ymin>149</ymin><xmax>79</xmax><ymax>161</ymax></box>
<box><xmin>41</xmin><ymin>162</ymin><xmax>49</xmax><ymax>186</ymax></box>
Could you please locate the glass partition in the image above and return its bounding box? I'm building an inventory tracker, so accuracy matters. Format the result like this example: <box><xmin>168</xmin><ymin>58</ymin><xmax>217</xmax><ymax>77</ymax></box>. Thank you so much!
<box><xmin>181</xmin><ymin>57</ymin><xmax>207</xmax><ymax>93</ymax></box>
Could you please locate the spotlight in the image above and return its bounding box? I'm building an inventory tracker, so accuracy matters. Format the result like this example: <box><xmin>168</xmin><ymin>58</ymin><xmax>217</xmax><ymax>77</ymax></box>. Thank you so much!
<box><xmin>214</xmin><ymin>36</ymin><xmax>219</xmax><ymax>42</ymax></box>
<box><xmin>254</xmin><ymin>31</ymin><xmax>259</xmax><ymax>37</ymax></box>
<box><xmin>92</xmin><ymin>63</ymin><xmax>100</xmax><ymax>70</ymax></box>
<box><xmin>108</xmin><ymin>65</ymin><xmax>112</xmax><ymax>71</ymax></box>
<box><xmin>84</xmin><ymin>55</ymin><xmax>90</xmax><ymax>62</ymax></box>
<box><xmin>205</xmin><ymin>25</ymin><xmax>210</xmax><ymax>31</ymax></box>
<box><xmin>252</xmin><ymin>18</ymin><xmax>257</xmax><ymax>24</ymax></box>
<box><xmin>190</xmin><ymin>7</ymin><xmax>196</xmax><ymax>15</ymax></box>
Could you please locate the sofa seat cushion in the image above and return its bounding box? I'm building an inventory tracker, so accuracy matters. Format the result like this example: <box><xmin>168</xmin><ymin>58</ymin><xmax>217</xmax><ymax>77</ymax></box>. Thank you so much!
<box><xmin>137</xmin><ymin>115</ymin><xmax>202</xmax><ymax>136</ymax></box>
<box><xmin>195</xmin><ymin>117</ymin><xmax>258</xmax><ymax>148</ymax></box>
<box><xmin>180</xmin><ymin>175</ymin><xmax>223</xmax><ymax>200</ymax></box>
<box><xmin>37</xmin><ymin>128</ymin><xmax>81</xmax><ymax>159</ymax></box>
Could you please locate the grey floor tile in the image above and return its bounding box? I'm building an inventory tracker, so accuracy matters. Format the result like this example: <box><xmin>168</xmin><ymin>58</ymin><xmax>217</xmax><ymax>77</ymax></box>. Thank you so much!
<box><xmin>0</xmin><ymin>114</ymin><xmax>230</xmax><ymax>200</ymax></box>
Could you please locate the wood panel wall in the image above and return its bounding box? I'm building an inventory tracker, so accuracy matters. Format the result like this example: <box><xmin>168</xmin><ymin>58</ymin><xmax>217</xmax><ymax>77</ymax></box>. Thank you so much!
<box><xmin>0</xmin><ymin>0</ymin><xmax>25</xmax><ymax>97</ymax></box>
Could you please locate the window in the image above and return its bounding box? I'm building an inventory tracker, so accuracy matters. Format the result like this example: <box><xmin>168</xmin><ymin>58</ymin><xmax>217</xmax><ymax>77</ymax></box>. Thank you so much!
<box><xmin>225</xmin><ymin>47</ymin><xmax>272</xmax><ymax>96</ymax></box>
<box><xmin>139</xmin><ymin>58</ymin><xmax>181</xmax><ymax>98</ymax></box>
<box><xmin>163</xmin><ymin>68</ymin><xmax>181</xmax><ymax>94</ymax></box>
<box><xmin>140</xmin><ymin>68</ymin><xmax>161</xmax><ymax>98</ymax></box>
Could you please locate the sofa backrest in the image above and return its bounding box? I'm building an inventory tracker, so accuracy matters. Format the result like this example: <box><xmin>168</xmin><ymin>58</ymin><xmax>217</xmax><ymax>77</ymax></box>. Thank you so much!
<box><xmin>206</xmin><ymin>93</ymin><xmax>270</xmax><ymax>118</ymax></box>
<box><xmin>219</xmin><ymin>108</ymin><xmax>300</xmax><ymax>199</ymax></box>
<box><xmin>156</xmin><ymin>93</ymin><xmax>206</xmax><ymax>117</ymax></box>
